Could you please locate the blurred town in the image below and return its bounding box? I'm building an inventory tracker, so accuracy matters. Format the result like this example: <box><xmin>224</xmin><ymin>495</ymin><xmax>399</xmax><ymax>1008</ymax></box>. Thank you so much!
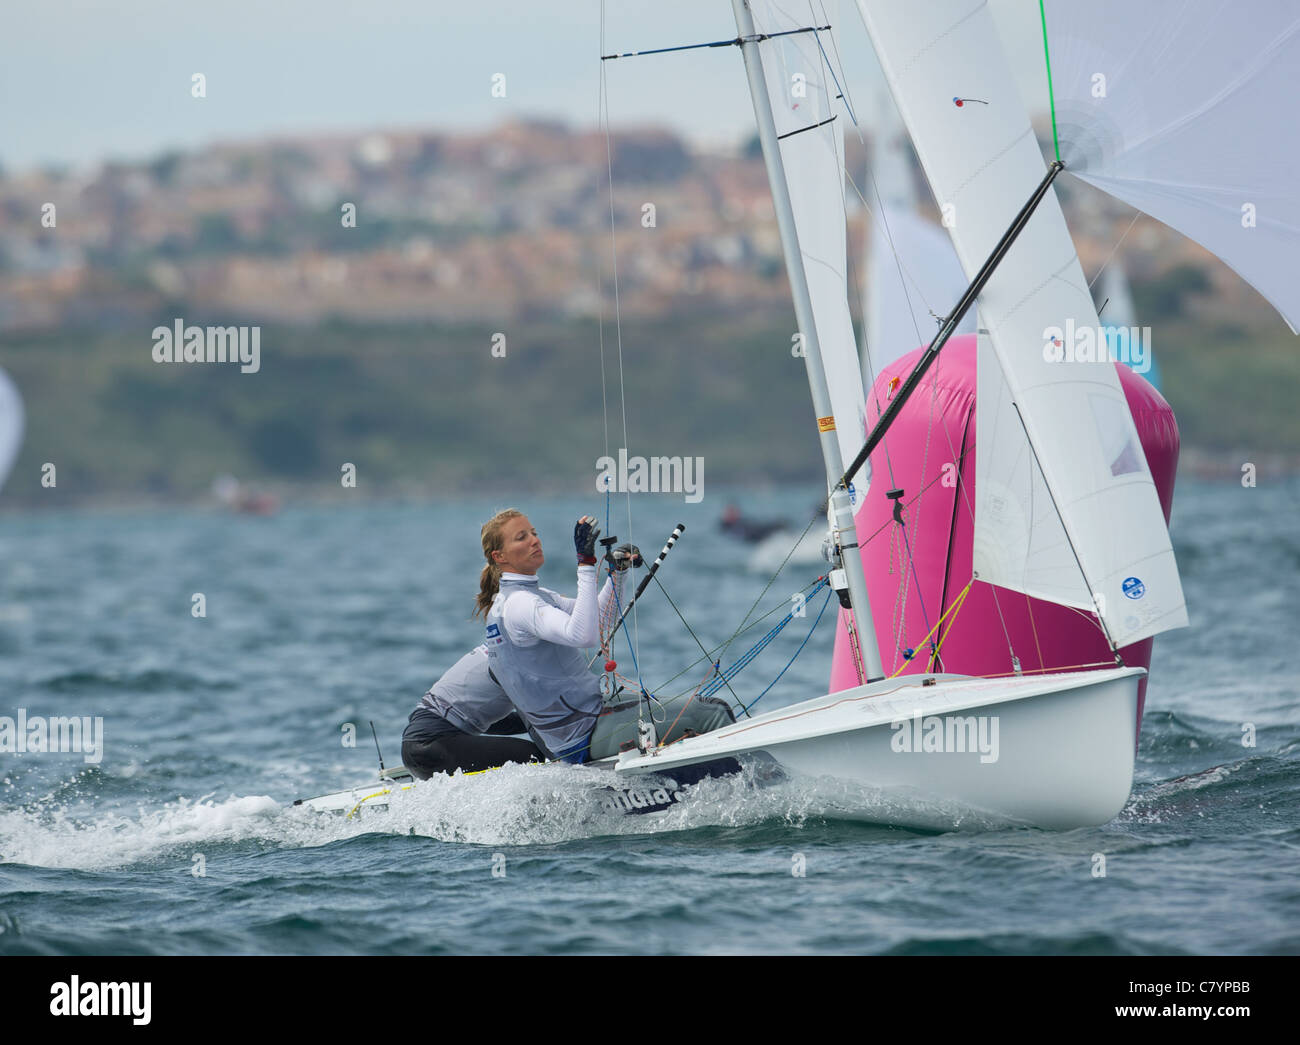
<box><xmin>0</xmin><ymin>117</ymin><xmax>1234</xmax><ymax>331</ymax></box>
<box><xmin>0</xmin><ymin>118</ymin><xmax>1294</xmax><ymax>507</ymax></box>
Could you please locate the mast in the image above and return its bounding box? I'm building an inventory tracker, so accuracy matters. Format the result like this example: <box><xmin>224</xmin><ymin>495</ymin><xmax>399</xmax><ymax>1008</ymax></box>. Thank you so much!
<box><xmin>731</xmin><ymin>0</ymin><xmax>884</xmax><ymax>683</ymax></box>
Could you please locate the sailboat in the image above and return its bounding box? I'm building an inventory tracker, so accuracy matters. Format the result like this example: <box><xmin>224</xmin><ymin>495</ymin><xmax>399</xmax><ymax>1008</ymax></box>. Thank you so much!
<box><xmin>598</xmin><ymin>0</ymin><xmax>1299</xmax><ymax>830</ymax></box>
<box><xmin>300</xmin><ymin>0</ymin><xmax>1296</xmax><ymax>830</ymax></box>
<box><xmin>0</xmin><ymin>368</ymin><xmax>24</xmax><ymax>493</ymax></box>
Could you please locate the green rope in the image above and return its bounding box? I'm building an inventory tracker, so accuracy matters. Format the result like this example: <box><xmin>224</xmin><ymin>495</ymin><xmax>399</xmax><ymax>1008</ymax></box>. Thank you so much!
<box><xmin>1038</xmin><ymin>0</ymin><xmax>1061</xmax><ymax>164</ymax></box>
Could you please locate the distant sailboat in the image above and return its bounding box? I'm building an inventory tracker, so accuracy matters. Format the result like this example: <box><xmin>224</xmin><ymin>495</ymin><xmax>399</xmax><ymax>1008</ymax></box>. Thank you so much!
<box><xmin>1097</xmin><ymin>259</ymin><xmax>1161</xmax><ymax>390</ymax></box>
<box><xmin>0</xmin><ymin>368</ymin><xmax>24</xmax><ymax>492</ymax></box>
<box><xmin>863</xmin><ymin>88</ymin><xmax>972</xmax><ymax>378</ymax></box>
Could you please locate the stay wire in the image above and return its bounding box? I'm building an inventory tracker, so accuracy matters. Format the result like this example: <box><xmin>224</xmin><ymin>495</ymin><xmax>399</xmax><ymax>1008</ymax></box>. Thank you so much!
<box><xmin>599</xmin><ymin>1</ymin><xmax>641</xmax><ymax>678</ymax></box>
<box><xmin>648</xmin><ymin>572</ymin><xmax>750</xmax><ymax>717</ymax></box>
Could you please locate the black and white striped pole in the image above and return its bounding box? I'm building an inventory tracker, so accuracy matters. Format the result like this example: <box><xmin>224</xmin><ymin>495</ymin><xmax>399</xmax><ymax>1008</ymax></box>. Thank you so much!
<box><xmin>608</xmin><ymin>523</ymin><xmax>685</xmax><ymax>644</ymax></box>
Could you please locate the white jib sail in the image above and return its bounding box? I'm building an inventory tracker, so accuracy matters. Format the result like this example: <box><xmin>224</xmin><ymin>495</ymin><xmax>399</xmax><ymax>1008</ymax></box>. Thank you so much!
<box><xmin>857</xmin><ymin>0</ymin><xmax>1188</xmax><ymax>647</ymax></box>
<box><xmin>750</xmin><ymin>0</ymin><xmax>868</xmax><ymax>510</ymax></box>
<box><xmin>866</xmin><ymin>91</ymin><xmax>973</xmax><ymax>378</ymax></box>
<box><xmin>1041</xmin><ymin>0</ymin><xmax>1300</xmax><ymax>333</ymax></box>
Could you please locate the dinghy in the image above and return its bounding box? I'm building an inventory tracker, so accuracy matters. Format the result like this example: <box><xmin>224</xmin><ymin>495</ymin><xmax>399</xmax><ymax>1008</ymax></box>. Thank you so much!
<box><xmin>300</xmin><ymin>0</ymin><xmax>1296</xmax><ymax>831</ymax></box>
<box><xmin>590</xmin><ymin>0</ymin><xmax>1296</xmax><ymax>828</ymax></box>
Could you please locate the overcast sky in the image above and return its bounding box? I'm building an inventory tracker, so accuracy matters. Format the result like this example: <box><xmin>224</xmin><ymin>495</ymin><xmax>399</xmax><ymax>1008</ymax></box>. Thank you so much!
<box><xmin>1</xmin><ymin>1</ymin><xmax>1050</xmax><ymax>173</ymax></box>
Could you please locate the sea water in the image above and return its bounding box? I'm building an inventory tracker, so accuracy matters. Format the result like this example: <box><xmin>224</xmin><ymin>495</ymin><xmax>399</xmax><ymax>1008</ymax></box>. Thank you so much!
<box><xmin>0</xmin><ymin>481</ymin><xmax>1296</xmax><ymax>954</ymax></box>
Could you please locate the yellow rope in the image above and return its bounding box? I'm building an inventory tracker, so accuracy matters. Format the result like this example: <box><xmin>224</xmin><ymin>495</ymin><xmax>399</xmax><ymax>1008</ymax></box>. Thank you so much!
<box><xmin>888</xmin><ymin>582</ymin><xmax>973</xmax><ymax>680</ymax></box>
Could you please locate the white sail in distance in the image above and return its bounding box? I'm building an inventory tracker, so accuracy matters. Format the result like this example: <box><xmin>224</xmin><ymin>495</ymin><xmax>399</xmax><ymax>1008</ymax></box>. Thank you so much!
<box><xmin>1041</xmin><ymin>0</ymin><xmax>1300</xmax><ymax>333</ymax></box>
<box><xmin>856</xmin><ymin>0</ymin><xmax>1188</xmax><ymax>647</ymax></box>
<box><xmin>749</xmin><ymin>0</ymin><xmax>868</xmax><ymax>511</ymax></box>
<box><xmin>866</xmin><ymin>91</ymin><xmax>972</xmax><ymax>379</ymax></box>
<box><xmin>0</xmin><ymin>369</ymin><xmax>24</xmax><ymax>492</ymax></box>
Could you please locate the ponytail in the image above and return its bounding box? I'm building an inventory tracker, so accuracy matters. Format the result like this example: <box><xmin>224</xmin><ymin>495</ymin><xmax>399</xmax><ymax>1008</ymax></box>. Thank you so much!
<box><xmin>473</xmin><ymin>508</ymin><xmax>524</xmax><ymax>620</ymax></box>
<box><xmin>474</xmin><ymin>561</ymin><xmax>503</xmax><ymax>620</ymax></box>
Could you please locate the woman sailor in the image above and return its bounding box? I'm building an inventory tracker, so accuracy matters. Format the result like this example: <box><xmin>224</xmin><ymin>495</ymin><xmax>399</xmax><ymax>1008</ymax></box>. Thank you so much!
<box><xmin>399</xmin><ymin>644</ymin><xmax>542</xmax><ymax>778</ymax></box>
<box><xmin>477</xmin><ymin>509</ymin><xmax>638</xmax><ymax>763</ymax></box>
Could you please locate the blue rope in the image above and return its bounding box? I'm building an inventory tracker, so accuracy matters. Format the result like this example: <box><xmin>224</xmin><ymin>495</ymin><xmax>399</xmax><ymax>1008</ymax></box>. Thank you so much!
<box><xmin>699</xmin><ymin>577</ymin><xmax>829</xmax><ymax>700</ymax></box>
<box><xmin>735</xmin><ymin>585</ymin><xmax>834</xmax><ymax>716</ymax></box>
<box><xmin>897</xmin><ymin>515</ymin><xmax>938</xmax><ymax>661</ymax></box>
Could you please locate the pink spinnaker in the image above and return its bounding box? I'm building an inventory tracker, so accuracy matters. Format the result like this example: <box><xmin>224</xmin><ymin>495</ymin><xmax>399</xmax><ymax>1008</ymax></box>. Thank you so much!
<box><xmin>828</xmin><ymin>335</ymin><xmax>1179</xmax><ymax>735</ymax></box>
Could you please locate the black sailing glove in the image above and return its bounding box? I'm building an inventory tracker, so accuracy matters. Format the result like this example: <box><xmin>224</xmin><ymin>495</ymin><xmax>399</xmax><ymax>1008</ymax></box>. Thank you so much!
<box><xmin>574</xmin><ymin>515</ymin><xmax>600</xmax><ymax>565</ymax></box>
<box><xmin>612</xmin><ymin>543</ymin><xmax>643</xmax><ymax>571</ymax></box>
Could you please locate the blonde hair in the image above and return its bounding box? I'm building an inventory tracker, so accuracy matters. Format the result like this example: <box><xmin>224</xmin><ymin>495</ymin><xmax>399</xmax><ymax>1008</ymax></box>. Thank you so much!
<box><xmin>473</xmin><ymin>508</ymin><xmax>525</xmax><ymax>620</ymax></box>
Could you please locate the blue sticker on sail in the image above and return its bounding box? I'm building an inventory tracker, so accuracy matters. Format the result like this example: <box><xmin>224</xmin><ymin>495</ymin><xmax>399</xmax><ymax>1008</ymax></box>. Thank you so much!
<box><xmin>1122</xmin><ymin>576</ymin><xmax>1146</xmax><ymax>600</ymax></box>
<box><xmin>848</xmin><ymin>482</ymin><xmax>857</xmax><ymax>506</ymax></box>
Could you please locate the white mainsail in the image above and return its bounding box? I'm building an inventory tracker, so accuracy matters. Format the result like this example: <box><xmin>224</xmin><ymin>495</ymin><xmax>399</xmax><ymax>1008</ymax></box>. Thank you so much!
<box><xmin>856</xmin><ymin>0</ymin><xmax>1188</xmax><ymax>648</ymax></box>
<box><xmin>1041</xmin><ymin>0</ymin><xmax>1300</xmax><ymax>332</ymax></box>
<box><xmin>748</xmin><ymin>0</ymin><xmax>868</xmax><ymax>509</ymax></box>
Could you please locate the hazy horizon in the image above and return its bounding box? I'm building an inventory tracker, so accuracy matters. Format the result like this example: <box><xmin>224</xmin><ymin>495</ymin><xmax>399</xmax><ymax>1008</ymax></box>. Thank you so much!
<box><xmin>2</xmin><ymin>0</ymin><xmax>1051</xmax><ymax>174</ymax></box>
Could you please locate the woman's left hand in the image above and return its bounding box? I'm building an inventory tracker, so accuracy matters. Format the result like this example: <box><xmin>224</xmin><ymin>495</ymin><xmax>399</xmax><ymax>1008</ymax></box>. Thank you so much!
<box><xmin>574</xmin><ymin>515</ymin><xmax>600</xmax><ymax>564</ymax></box>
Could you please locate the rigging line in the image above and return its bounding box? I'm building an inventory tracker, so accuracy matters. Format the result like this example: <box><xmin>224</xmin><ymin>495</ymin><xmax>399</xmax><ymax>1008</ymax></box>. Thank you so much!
<box><xmin>806</xmin><ymin>7</ymin><xmax>857</xmax><ymax>126</ymax></box>
<box><xmin>596</xmin><ymin>6</ymin><xmax>610</xmax><ymax>463</ymax></box>
<box><xmin>988</xmin><ymin>577</ymin><xmax>1018</xmax><ymax>664</ymax></box>
<box><xmin>653</xmin><ymin>573</ymin><xmax>829</xmax><ymax>695</ymax></box>
<box><xmin>849</xmin><ymin>166</ymin><xmax>942</xmax><ymax>358</ymax></box>
<box><xmin>599</xmin><ymin>2</ymin><xmax>639</xmax><ymax>665</ymax></box>
<box><xmin>931</xmin><ymin>400</ymin><xmax>972</xmax><ymax>672</ymax></box>
<box><xmin>1038</xmin><ymin>0</ymin><xmax>1062</xmax><ymax>164</ymax></box>
<box><xmin>811</xmin><ymin>0</ymin><xmax>862</xmax><ymax>129</ymax></box>
<box><xmin>792</xmin><ymin>3</ymin><xmax>933</xmax><ymax>653</ymax></box>
<box><xmin>889</xmin><ymin>581</ymin><xmax>970</xmax><ymax>679</ymax></box>
<box><xmin>599</xmin><ymin>24</ymin><xmax>831</xmax><ymax>62</ymax></box>
<box><xmin>650</xmin><ymin>573</ymin><xmax>749</xmax><ymax>717</ymax></box>
<box><xmin>838</xmin><ymin>161</ymin><xmax>1068</xmax><ymax>495</ymax></box>
<box><xmin>714</xmin><ymin>504</ymin><xmax>825</xmax><ymax>670</ymax></box>
<box><xmin>1011</xmin><ymin>401</ymin><xmax>1120</xmax><ymax>656</ymax></box>
<box><xmin>697</xmin><ymin>578</ymin><xmax>831</xmax><ymax>701</ymax></box>
<box><xmin>1088</xmin><ymin>210</ymin><xmax>1143</xmax><ymax>291</ymax></box>
<box><xmin>927</xmin><ymin>331</ymin><xmax>1017</xmax><ymax>664</ymax></box>
<box><xmin>817</xmin><ymin>1</ymin><xmax>934</xmax><ymax>363</ymax></box>
<box><xmin>1024</xmin><ymin>590</ymin><xmax>1046</xmax><ymax>671</ymax></box>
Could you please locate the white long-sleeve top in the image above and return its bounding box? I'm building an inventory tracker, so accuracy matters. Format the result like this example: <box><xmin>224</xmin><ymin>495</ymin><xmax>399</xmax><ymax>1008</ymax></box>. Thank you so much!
<box><xmin>498</xmin><ymin>566</ymin><xmax>627</xmax><ymax>648</ymax></box>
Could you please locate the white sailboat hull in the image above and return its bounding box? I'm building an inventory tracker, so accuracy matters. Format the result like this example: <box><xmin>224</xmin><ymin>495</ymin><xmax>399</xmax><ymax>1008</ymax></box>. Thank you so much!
<box><xmin>612</xmin><ymin>667</ymin><xmax>1143</xmax><ymax>830</ymax></box>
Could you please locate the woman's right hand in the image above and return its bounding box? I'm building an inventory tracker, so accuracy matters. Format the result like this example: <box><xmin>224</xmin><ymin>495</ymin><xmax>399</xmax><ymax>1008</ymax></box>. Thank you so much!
<box><xmin>574</xmin><ymin>515</ymin><xmax>600</xmax><ymax>565</ymax></box>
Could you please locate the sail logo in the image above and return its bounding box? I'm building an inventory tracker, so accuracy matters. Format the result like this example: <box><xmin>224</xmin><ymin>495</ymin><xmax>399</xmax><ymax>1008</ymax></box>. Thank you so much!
<box><xmin>50</xmin><ymin>976</ymin><xmax>150</xmax><ymax>1025</ymax></box>
<box><xmin>890</xmin><ymin>710</ymin><xmax>999</xmax><ymax>764</ymax></box>
<box><xmin>596</xmin><ymin>448</ymin><xmax>704</xmax><ymax>504</ymax></box>
<box><xmin>1122</xmin><ymin>576</ymin><xmax>1146</xmax><ymax>600</ymax></box>
<box><xmin>484</xmin><ymin>623</ymin><xmax>502</xmax><ymax>645</ymax></box>
<box><xmin>1043</xmin><ymin>319</ymin><xmax>1151</xmax><ymax>374</ymax></box>
<box><xmin>0</xmin><ymin>708</ymin><xmax>104</xmax><ymax>764</ymax></box>
<box><xmin>152</xmin><ymin>318</ymin><xmax>261</xmax><ymax>373</ymax></box>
